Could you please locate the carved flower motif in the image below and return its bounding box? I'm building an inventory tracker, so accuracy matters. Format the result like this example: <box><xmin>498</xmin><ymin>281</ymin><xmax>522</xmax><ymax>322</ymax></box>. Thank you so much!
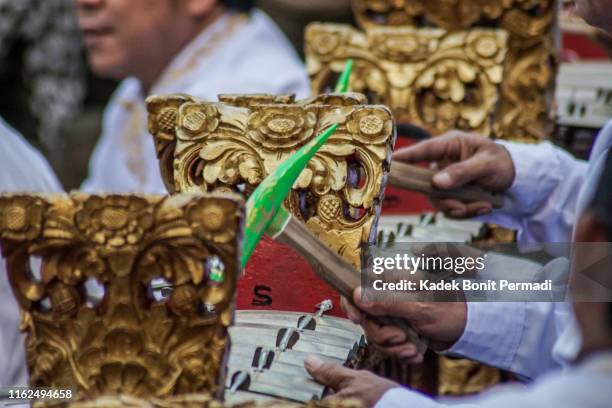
<box><xmin>248</xmin><ymin>107</ymin><xmax>316</xmax><ymax>150</ymax></box>
<box><xmin>417</xmin><ymin>62</ymin><xmax>474</xmax><ymax>103</ymax></box>
<box><xmin>346</xmin><ymin>108</ymin><xmax>393</xmax><ymax>143</ymax></box>
<box><xmin>75</xmin><ymin>196</ymin><xmax>154</xmax><ymax>248</ymax></box>
<box><xmin>178</xmin><ymin>103</ymin><xmax>220</xmax><ymax>139</ymax></box>
<box><xmin>465</xmin><ymin>30</ymin><xmax>507</xmax><ymax>67</ymax></box>
<box><xmin>49</xmin><ymin>282</ymin><xmax>81</xmax><ymax>317</ymax></box>
<box><xmin>317</xmin><ymin>195</ymin><xmax>343</xmax><ymax>222</ymax></box>
<box><xmin>309</xmin><ymin>31</ymin><xmax>341</xmax><ymax>56</ymax></box>
<box><xmin>0</xmin><ymin>196</ymin><xmax>45</xmax><ymax>241</ymax></box>
<box><xmin>145</xmin><ymin>94</ymin><xmax>193</xmax><ymax>139</ymax></box>
<box><xmin>186</xmin><ymin>199</ymin><xmax>236</xmax><ymax>244</ymax></box>
<box><xmin>157</xmin><ymin>107</ymin><xmax>178</xmax><ymax>133</ymax></box>
<box><xmin>372</xmin><ymin>31</ymin><xmax>432</xmax><ymax>62</ymax></box>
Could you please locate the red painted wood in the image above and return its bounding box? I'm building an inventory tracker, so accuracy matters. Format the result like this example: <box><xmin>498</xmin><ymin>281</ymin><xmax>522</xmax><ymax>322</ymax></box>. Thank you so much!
<box><xmin>235</xmin><ymin>133</ymin><xmax>430</xmax><ymax>315</ymax></box>
<box><xmin>562</xmin><ymin>33</ymin><xmax>609</xmax><ymax>60</ymax></box>
<box><xmin>237</xmin><ymin>235</ymin><xmax>344</xmax><ymax>316</ymax></box>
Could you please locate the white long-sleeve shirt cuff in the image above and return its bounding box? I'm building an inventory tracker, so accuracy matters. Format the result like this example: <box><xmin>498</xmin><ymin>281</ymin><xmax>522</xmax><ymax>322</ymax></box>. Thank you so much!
<box><xmin>444</xmin><ymin>301</ymin><xmax>526</xmax><ymax>372</ymax></box>
<box><xmin>477</xmin><ymin>140</ymin><xmax>587</xmax><ymax>243</ymax></box>
<box><xmin>475</xmin><ymin>141</ymin><xmax>561</xmax><ymax>233</ymax></box>
<box><xmin>495</xmin><ymin>140</ymin><xmax>562</xmax><ymax>215</ymax></box>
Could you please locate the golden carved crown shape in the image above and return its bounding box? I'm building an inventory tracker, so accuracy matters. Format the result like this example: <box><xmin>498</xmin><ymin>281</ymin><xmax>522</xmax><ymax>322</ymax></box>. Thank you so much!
<box><xmin>146</xmin><ymin>93</ymin><xmax>395</xmax><ymax>268</ymax></box>
<box><xmin>306</xmin><ymin>0</ymin><xmax>558</xmax><ymax>141</ymax></box>
<box><xmin>0</xmin><ymin>193</ymin><xmax>244</xmax><ymax>400</ymax></box>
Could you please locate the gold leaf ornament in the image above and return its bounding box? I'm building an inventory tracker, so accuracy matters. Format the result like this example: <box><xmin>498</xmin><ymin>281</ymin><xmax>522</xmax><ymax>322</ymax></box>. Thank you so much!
<box><xmin>346</xmin><ymin>108</ymin><xmax>393</xmax><ymax>144</ymax></box>
<box><xmin>248</xmin><ymin>106</ymin><xmax>317</xmax><ymax>150</ymax></box>
<box><xmin>179</xmin><ymin>103</ymin><xmax>221</xmax><ymax>140</ymax></box>
<box><xmin>0</xmin><ymin>195</ymin><xmax>45</xmax><ymax>241</ymax></box>
<box><xmin>0</xmin><ymin>193</ymin><xmax>243</xmax><ymax>400</ymax></box>
<box><xmin>75</xmin><ymin>195</ymin><xmax>154</xmax><ymax>248</ymax></box>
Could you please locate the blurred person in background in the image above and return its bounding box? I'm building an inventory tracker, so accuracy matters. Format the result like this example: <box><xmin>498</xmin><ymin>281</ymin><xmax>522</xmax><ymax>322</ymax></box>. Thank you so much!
<box><xmin>75</xmin><ymin>0</ymin><xmax>310</xmax><ymax>193</ymax></box>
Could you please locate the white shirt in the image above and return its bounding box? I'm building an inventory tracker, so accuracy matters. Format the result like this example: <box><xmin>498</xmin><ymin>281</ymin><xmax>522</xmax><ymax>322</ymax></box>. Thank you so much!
<box><xmin>376</xmin><ymin>352</ymin><xmax>612</xmax><ymax>408</ymax></box>
<box><xmin>0</xmin><ymin>117</ymin><xmax>63</xmax><ymax>387</ymax></box>
<box><xmin>442</xmin><ymin>121</ymin><xmax>612</xmax><ymax>381</ymax></box>
<box><xmin>82</xmin><ymin>10</ymin><xmax>310</xmax><ymax>194</ymax></box>
<box><xmin>376</xmin><ymin>121</ymin><xmax>612</xmax><ymax>406</ymax></box>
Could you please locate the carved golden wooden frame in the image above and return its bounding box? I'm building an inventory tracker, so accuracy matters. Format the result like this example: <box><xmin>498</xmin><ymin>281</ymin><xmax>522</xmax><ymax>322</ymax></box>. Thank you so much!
<box><xmin>146</xmin><ymin>93</ymin><xmax>395</xmax><ymax>268</ymax></box>
<box><xmin>306</xmin><ymin>0</ymin><xmax>558</xmax><ymax>141</ymax></box>
<box><xmin>0</xmin><ymin>193</ymin><xmax>243</xmax><ymax>400</ymax></box>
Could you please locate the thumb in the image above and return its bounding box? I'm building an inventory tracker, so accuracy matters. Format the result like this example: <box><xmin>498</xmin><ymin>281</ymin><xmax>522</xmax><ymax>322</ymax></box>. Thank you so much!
<box><xmin>305</xmin><ymin>355</ymin><xmax>353</xmax><ymax>390</ymax></box>
<box><xmin>353</xmin><ymin>287</ymin><xmax>416</xmax><ymax>319</ymax></box>
<box><xmin>341</xmin><ymin>296</ymin><xmax>363</xmax><ymax>324</ymax></box>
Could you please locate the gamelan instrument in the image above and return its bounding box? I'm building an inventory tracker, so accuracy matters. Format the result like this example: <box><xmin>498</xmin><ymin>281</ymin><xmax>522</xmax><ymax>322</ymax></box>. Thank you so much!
<box><xmin>225</xmin><ymin>301</ymin><xmax>365</xmax><ymax>404</ymax></box>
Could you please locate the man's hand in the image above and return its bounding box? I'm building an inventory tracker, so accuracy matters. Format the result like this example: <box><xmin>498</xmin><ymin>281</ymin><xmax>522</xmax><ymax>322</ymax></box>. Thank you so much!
<box><xmin>305</xmin><ymin>355</ymin><xmax>398</xmax><ymax>408</ymax></box>
<box><xmin>342</xmin><ymin>288</ymin><xmax>467</xmax><ymax>363</ymax></box>
<box><xmin>393</xmin><ymin>130</ymin><xmax>515</xmax><ymax>218</ymax></box>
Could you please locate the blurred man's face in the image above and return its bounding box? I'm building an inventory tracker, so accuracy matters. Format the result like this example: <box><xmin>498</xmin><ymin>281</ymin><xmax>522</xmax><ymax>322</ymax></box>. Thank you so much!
<box><xmin>574</xmin><ymin>0</ymin><xmax>612</xmax><ymax>33</ymax></box>
<box><xmin>75</xmin><ymin>0</ymin><xmax>212</xmax><ymax>86</ymax></box>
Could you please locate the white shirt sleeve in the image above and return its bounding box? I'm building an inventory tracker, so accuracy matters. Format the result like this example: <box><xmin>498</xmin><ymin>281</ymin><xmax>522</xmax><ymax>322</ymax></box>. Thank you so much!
<box><xmin>444</xmin><ymin>252</ymin><xmax>573</xmax><ymax>379</ymax></box>
<box><xmin>375</xmin><ymin>388</ymin><xmax>450</xmax><ymax>408</ymax></box>
<box><xmin>375</xmin><ymin>353</ymin><xmax>612</xmax><ymax>408</ymax></box>
<box><xmin>445</xmin><ymin>301</ymin><xmax>571</xmax><ymax>380</ymax></box>
<box><xmin>477</xmin><ymin>140</ymin><xmax>588</xmax><ymax>243</ymax></box>
<box><xmin>0</xmin><ymin>117</ymin><xmax>63</xmax><ymax>388</ymax></box>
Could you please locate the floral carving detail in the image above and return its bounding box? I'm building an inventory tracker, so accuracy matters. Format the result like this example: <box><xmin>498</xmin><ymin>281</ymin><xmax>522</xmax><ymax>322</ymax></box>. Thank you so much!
<box><xmin>186</xmin><ymin>198</ymin><xmax>237</xmax><ymax>244</ymax></box>
<box><xmin>317</xmin><ymin>195</ymin><xmax>343</xmax><ymax>222</ymax></box>
<box><xmin>372</xmin><ymin>31</ymin><xmax>432</xmax><ymax>62</ymax></box>
<box><xmin>346</xmin><ymin>108</ymin><xmax>393</xmax><ymax>143</ymax></box>
<box><xmin>0</xmin><ymin>196</ymin><xmax>45</xmax><ymax>241</ymax></box>
<box><xmin>48</xmin><ymin>282</ymin><xmax>81</xmax><ymax>317</ymax></box>
<box><xmin>75</xmin><ymin>196</ymin><xmax>154</xmax><ymax>248</ymax></box>
<box><xmin>146</xmin><ymin>94</ymin><xmax>195</xmax><ymax>142</ymax></box>
<box><xmin>179</xmin><ymin>103</ymin><xmax>221</xmax><ymax>139</ymax></box>
<box><xmin>157</xmin><ymin>107</ymin><xmax>178</xmax><ymax>133</ymax></box>
<box><xmin>248</xmin><ymin>106</ymin><xmax>316</xmax><ymax>150</ymax></box>
<box><xmin>465</xmin><ymin>31</ymin><xmax>506</xmax><ymax>66</ymax></box>
<box><xmin>309</xmin><ymin>30</ymin><xmax>343</xmax><ymax>56</ymax></box>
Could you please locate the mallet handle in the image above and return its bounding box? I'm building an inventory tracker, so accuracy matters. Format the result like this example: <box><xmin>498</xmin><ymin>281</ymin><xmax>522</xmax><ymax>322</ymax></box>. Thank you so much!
<box><xmin>389</xmin><ymin>161</ymin><xmax>504</xmax><ymax>208</ymax></box>
<box><xmin>272</xmin><ymin>215</ymin><xmax>428</xmax><ymax>353</ymax></box>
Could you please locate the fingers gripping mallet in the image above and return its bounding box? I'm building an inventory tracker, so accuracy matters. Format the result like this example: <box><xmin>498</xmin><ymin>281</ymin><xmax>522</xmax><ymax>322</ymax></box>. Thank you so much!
<box><xmin>388</xmin><ymin>128</ymin><xmax>504</xmax><ymax>208</ymax></box>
